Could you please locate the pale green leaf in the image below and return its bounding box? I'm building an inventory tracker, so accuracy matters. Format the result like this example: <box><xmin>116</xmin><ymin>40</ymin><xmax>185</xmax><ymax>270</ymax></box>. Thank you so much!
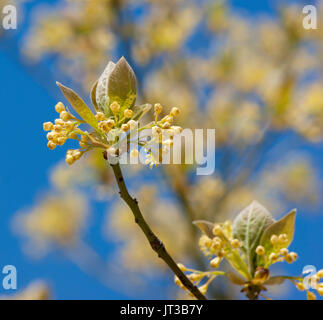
<box><xmin>108</xmin><ymin>56</ymin><xmax>137</xmax><ymax>112</ymax></box>
<box><xmin>232</xmin><ymin>201</ymin><xmax>275</xmax><ymax>274</ymax></box>
<box><xmin>96</xmin><ymin>61</ymin><xmax>116</xmax><ymax>116</ymax></box>
<box><xmin>257</xmin><ymin>209</ymin><xmax>296</xmax><ymax>266</ymax></box>
<box><xmin>56</xmin><ymin>82</ymin><xmax>98</xmax><ymax>130</ymax></box>
<box><xmin>193</xmin><ymin>220</ymin><xmax>214</xmax><ymax>239</ymax></box>
<box><xmin>90</xmin><ymin>80</ymin><xmax>99</xmax><ymax>112</ymax></box>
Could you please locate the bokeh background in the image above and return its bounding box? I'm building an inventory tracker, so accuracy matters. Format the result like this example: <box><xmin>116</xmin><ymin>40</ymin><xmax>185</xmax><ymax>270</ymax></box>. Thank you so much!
<box><xmin>0</xmin><ymin>0</ymin><xmax>322</xmax><ymax>300</ymax></box>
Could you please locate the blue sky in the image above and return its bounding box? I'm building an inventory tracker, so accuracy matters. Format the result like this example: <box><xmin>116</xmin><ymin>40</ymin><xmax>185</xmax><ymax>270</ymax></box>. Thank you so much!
<box><xmin>0</xmin><ymin>0</ymin><xmax>322</xmax><ymax>300</ymax></box>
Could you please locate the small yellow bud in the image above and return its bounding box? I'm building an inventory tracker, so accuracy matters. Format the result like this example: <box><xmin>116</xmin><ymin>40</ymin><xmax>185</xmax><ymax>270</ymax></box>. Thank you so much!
<box><xmin>270</xmin><ymin>234</ymin><xmax>279</xmax><ymax>245</ymax></box>
<box><xmin>278</xmin><ymin>233</ymin><xmax>288</xmax><ymax>243</ymax></box>
<box><xmin>43</xmin><ymin>122</ymin><xmax>54</xmax><ymax>131</ymax></box>
<box><xmin>170</xmin><ymin>107</ymin><xmax>180</xmax><ymax>116</ymax></box>
<box><xmin>73</xmin><ymin>150</ymin><xmax>82</xmax><ymax>160</ymax></box>
<box><xmin>124</xmin><ymin>109</ymin><xmax>133</xmax><ymax>118</ymax></box>
<box><xmin>53</xmin><ymin>124</ymin><xmax>63</xmax><ymax>132</ymax></box>
<box><xmin>296</xmin><ymin>282</ymin><xmax>305</xmax><ymax>291</ymax></box>
<box><xmin>210</xmin><ymin>257</ymin><xmax>221</xmax><ymax>269</ymax></box>
<box><xmin>269</xmin><ymin>253</ymin><xmax>278</xmax><ymax>262</ymax></box>
<box><xmin>95</xmin><ymin>112</ymin><xmax>106</xmax><ymax>121</ymax></box>
<box><xmin>121</xmin><ymin>123</ymin><xmax>130</xmax><ymax>132</ymax></box>
<box><xmin>317</xmin><ymin>287</ymin><xmax>323</xmax><ymax>296</ymax></box>
<box><xmin>106</xmin><ymin>119</ymin><xmax>115</xmax><ymax>127</ymax></box>
<box><xmin>212</xmin><ymin>225</ymin><xmax>222</xmax><ymax>236</ymax></box>
<box><xmin>231</xmin><ymin>239</ymin><xmax>241</xmax><ymax>249</ymax></box>
<box><xmin>285</xmin><ymin>254</ymin><xmax>293</xmax><ymax>264</ymax></box>
<box><xmin>65</xmin><ymin>121</ymin><xmax>75</xmax><ymax>130</ymax></box>
<box><xmin>46</xmin><ymin>132</ymin><xmax>54</xmax><ymax>140</ymax></box>
<box><xmin>217</xmin><ymin>250</ymin><xmax>225</xmax><ymax>258</ymax></box>
<box><xmin>307</xmin><ymin>291</ymin><xmax>316</xmax><ymax>300</ymax></box>
<box><xmin>317</xmin><ymin>269</ymin><xmax>323</xmax><ymax>278</ymax></box>
<box><xmin>47</xmin><ymin>141</ymin><xmax>56</xmax><ymax>150</ymax></box>
<box><xmin>55</xmin><ymin>102</ymin><xmax>65</xmax><ymax>113</ymax></box>
<box><xmin>60</xmin><ymin>111</ymin><xmax>70</xmax><ymax>121</ymax></box>
<box><xmin>289</xmin><ymin>252</ymin><xmax>298</xmax><ymax>261</ymax></box>
<box><xmin>130</xmin><ymin>149</ymin><xmax>139</xmax><ymax>158</ymax></box>
<box><xmin>110</xmin><ymin>101</ymin><xmax>120</xmax><ymax>114</ymax></box>
<box><xmin>279</xmin><ymin>248</ymin><xmax>289</xmax><ymax>256</ymax></box>
<box><xmin>57</xmin><ymin>137</ymin><xmax>67</xmax><ymax>146</ymax></box>
<box><xmin>255</xmin><ymin>246</ymin><xmax>265</xmax><ymax>256</ymax></box>
<box><xmin>98</xmin><ymin>121</ymin><xmax>110</xmax><ymax>133</ymax></box>
<box><xmin>55</xmin><ymin>119</ymin><xmax>65</xmax><ymax>126</ymax></box>
<box><xmin>154</xmin><ymin>103</ymin><xmax>162</xmax><ymax>114</ymax></box>
<box><xmin>204</xmin><ymin>239</ymin><xmax>213</xmax><ymax>248</ymax></box>
<box><xmin>65</xmin><ymin>155</ymin><xmax>75</xmax><ymax>165</ymax></box>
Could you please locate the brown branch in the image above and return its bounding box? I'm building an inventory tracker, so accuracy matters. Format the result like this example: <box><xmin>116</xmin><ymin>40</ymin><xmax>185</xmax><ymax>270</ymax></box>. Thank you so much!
<box><xmin>110</xmin><ymin>162</ymin><xmax>207</xmax><ymax>300</ymax></box>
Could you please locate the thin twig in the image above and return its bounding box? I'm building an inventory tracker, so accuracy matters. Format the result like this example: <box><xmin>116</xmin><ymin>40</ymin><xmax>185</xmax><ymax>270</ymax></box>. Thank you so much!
<box><xmin>110</xmin><ymin>162</ymin><xmax>207</xmax><ymax>300</ymax></box>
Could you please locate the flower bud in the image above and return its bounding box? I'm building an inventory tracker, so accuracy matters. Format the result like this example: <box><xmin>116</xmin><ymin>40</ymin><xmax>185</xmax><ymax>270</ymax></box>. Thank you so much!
<box><xmin>255</xmin><ymin>246</ymin><xmax>265</xmax><ymax>256</ymax></box>
<box><xmin>154</xmin><ymin>103</ymin><xmax>162</xmax><ymax>114</ymax></box>
<box><xmin>43</xmin><ymin>122</ymin><xmax>54</xmax><ymax>131</ymax></box>
<box><xmin>124</xmin><ymin>109</ymin><xmax>133</xmax><ymax>118</ymax></box>
<box><xmin>110</xmin><ymin>101</ymin><xmax>120</xmax><ymax>114</ymax></box>
<box><xmin>170</xmin><ymin>107</ymin><xmax>180</xmax><ymax>116</ymax></box>
<box><xmin>55</xmin><ymin>102</ymin><xmax>65</xmax><ymax>113</ymax></box>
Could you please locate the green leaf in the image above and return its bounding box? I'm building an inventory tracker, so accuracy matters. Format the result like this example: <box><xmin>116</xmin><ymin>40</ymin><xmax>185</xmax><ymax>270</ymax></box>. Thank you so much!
<box><xmin>90</xmin><ymin>80</ymin><xmax>99</xmax><ymax>112</ymax></box>
<box><xmin>232</xmin><ymin>201</ymin><xmax>275</xmax><ymax>275</ymax></box>
<box><xmin>225</xmin><ymin>250</ymin><xmax>252</xmax><ymax>280</ymax></box>
<box><xmin>257</xmin><ymin>209</ymin><xmax>296</xmax><ymax>266</ymax></box>
<box><xmin>264</xmin><ymin>276</ymin><xmax>286</xmax><ymax>286</ymax></box>
<box><xmin>56</xmin><ymin>82</ymin><xmax>99</xmax><ymax>130</ymax></box>
<box><xmin>107</xmin><ymin>57</ymin><xmax>137</xmax><ymax>112</ymax></box>
<box><xmin>193</xmin><ymin>220</ymin><xmax>215</xmax><ymax>239</ymax></box>
<box><xmin>96</xmin><ymin>61</ymin><xmax>116</xmax><ymax>116</ymax></box>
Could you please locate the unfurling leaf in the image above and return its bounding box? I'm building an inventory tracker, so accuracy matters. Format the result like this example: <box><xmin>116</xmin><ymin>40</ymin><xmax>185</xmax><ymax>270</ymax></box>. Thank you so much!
<box><xmin>90</xmin><ymin>80</ymin><xmax>99</xmax><ymax>111</ymax></box>
<box><xmin>56</xmin><ymin>82</ymin><xmax>99</xmax><ymax>130</ymax></box>
<box><xmin>257</xmin><ymin>209</ymin><xmax>296</xmax><ymax>266</ymax></box>
<box><xmin>193</xmin><ymin>220</ymin><xmax>215</xmax><ymax>239</ymax></box>
<box><xmin>232</xmin><ymin>201</ymin><xmax>275</xmax><ymax>274</ymax></box>
<box><xmin>107</xmin><ymin>57</ymin><xmax>137</xmax><ymax>112</ymax></box>
<box><xmin>96</xmin><ymin>61</ymin><xmax>116</xmax><ymax>115</ymax></box>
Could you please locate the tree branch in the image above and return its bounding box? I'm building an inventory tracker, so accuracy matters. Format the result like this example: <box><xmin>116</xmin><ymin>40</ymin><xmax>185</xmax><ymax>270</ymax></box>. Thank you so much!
<box><xmin>110</xmin><ymin>162</ymin><xmax>207</xmax><ymax>300</ymax></box>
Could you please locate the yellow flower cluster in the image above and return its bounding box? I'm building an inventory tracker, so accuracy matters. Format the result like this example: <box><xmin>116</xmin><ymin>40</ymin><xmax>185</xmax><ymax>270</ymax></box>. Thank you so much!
<box><xmin>174</xmin><ymin>263</ymin><xmax>224</xmax><ymax>297</ymax></box>
<box><xmin>44</xmin><ymin>98</ymin><xmax>182</xmax><ymax>169</ymax></box>
<box><xmin>43</xmin><ymin>102</ymin><xmax>86</xmax><ymax>165</ymax></box>
<box><xmin>255</xmin><ymin>234</ymin><xmax>298</xmax><ymax>267</ymax></box>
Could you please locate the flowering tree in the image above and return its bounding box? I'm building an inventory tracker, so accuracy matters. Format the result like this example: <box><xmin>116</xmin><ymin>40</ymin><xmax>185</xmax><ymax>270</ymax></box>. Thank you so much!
<box><xmin>6</xmin><ymin>0</ymin><xmax>323</xmax><ymax>299</ymax></box>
